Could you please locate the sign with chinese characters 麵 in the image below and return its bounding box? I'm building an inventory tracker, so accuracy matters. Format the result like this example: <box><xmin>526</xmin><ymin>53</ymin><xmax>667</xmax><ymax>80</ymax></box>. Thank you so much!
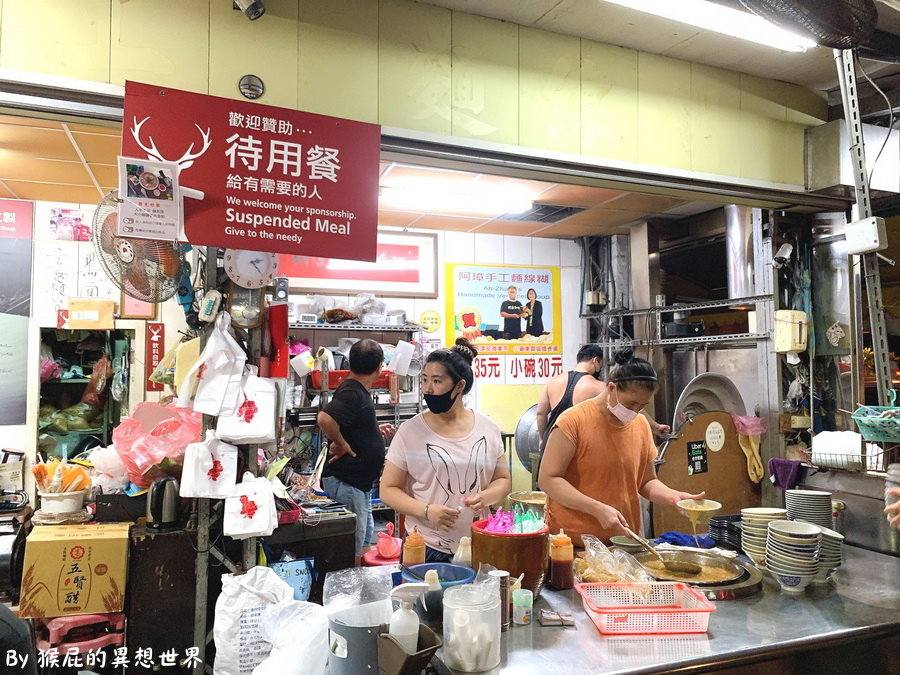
<box><xmin>121</xmin><ymin>81</ymin><xmax>380</xmax><ymax>261</ymax></box>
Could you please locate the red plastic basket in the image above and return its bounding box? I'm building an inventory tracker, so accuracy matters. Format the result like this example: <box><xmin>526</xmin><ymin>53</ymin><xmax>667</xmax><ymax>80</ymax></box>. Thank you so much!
<box><xmin>309</xmin><ymin>370</ymin><xmax>389</xmax><ymax>390</ymax></box>
<box><xmin>575</xmin><ymin>582</ymin><xmax>716</xmax><ymax>635</ymax></box>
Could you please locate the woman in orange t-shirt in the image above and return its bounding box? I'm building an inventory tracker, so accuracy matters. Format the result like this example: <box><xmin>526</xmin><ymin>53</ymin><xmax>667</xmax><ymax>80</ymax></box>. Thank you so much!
<box><xmin>538</xmin><ymin>348</ymin><xmax>703</xmax><ymax>545</ymax></box>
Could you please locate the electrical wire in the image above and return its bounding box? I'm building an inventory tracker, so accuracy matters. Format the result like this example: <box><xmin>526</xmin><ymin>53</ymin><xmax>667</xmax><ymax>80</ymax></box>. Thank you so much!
<box><xmin>855</xmin><ymin>56</ymin><xmax>896</xmax><ymax>189</ymax></box>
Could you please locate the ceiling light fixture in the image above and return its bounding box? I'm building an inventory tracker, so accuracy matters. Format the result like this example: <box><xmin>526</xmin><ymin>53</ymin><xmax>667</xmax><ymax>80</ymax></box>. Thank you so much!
<box><xmin>379</xmin><ymin>180</ymin><xmax>535</xmax><ymax>216</ymax></box>
<box><xmin>600</xmin><ymin>0</ymin><xmax>817</xmax><ymax>52</ymax></box>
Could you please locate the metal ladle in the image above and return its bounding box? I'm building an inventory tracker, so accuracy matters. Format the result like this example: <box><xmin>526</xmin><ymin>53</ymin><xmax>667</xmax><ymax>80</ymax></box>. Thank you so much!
<box><xmin>623</xmin><ymin>526</ymin><xmax>701</xmax><ymax>576</ymax></box>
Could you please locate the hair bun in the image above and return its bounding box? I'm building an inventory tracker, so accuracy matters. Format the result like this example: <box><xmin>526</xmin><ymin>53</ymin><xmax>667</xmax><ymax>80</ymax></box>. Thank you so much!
<box><xmin>452</xmin><ymin>337</ymin><xmax>478</xmax><ymax>364</ymax></box>
<box><xmin>613</xmin><ymin>347</ymin><xmax>634</xmax><ymax>366</ymax></box>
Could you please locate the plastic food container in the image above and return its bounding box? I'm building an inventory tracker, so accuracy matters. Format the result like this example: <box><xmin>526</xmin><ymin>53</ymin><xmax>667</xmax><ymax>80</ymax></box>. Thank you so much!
<box><xmin>401</xmin><ymin>562</ymin><xmax>476</xmax><ymax>589</ymax></box>
<box><xmin>442</xmin><ymin>584</ymin><xmax>500</xmax><ymax>672</ymax></box>
<box><xmin>575</xmin><ymin>582</ymin><xmax>716</xmax><ymax>635</ymax></box>
<box><xmin>38</xmin><ymin>490</ymin><xmax>87</xmax><ymax>515</ymax></box>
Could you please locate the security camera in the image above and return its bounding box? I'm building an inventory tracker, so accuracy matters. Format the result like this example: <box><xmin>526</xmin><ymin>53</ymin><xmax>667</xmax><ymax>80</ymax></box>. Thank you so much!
<box><xmin>233</xmin><ymin>0</ymin><xmax>265</xmax><ymax>20</ymax></box>
<box><xmin>773</xmin><ymin>243</ymin><xmax>793</xmax><ymax>269</ymax></box>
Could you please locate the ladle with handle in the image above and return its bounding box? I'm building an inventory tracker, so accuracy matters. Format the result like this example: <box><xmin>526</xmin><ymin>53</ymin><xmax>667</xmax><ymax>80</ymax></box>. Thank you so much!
<box><xmin>622</xmin><ymin>526</ymin><xmax>701</xmax><ymax>576</ymax></box>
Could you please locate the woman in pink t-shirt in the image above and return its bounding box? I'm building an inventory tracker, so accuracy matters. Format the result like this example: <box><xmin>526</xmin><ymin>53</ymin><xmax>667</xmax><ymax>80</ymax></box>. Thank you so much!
<box><xmin>381</xmin><ymin>338</ymin><xmax>511</xmax><ymax>561</ymax></box>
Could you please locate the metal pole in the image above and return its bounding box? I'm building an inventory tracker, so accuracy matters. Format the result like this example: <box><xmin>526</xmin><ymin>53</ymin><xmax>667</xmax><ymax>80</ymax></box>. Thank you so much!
<box><xmin>834</xmin><ymin>49</ymin><xmax>893</xmax><ymax>405</ymax></box>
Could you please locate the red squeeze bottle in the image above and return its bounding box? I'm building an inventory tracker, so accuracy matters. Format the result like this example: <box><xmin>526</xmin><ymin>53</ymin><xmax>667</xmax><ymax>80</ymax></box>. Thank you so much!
<box><xmin>549</xmin><ymin>530</ymin><xmax>574</xmax><ymax>590</ymax></box>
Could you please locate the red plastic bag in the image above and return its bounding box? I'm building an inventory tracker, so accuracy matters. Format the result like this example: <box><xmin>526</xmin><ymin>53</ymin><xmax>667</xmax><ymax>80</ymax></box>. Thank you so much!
<box><xmin>376</xmin><ymin>521</ymin><xmax>401</xmax><ymax>559</ymax></box>
<box><xmin>112</xmin><ymin>402</ymin><xmax>202</xmax><ymax>488</ymax></box>
<box><xmin>731</xmin><ymin>413</ymin><xmax>768</xmax><ymax>436</ymax></box>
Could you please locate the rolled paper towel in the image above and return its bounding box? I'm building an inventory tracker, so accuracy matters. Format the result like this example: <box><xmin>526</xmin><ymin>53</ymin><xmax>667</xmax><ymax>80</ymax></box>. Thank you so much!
<box><xmin>290</xmin><ymin>352</ymin><xmax>314</xmax><ymax>377</ymax></box>
<box><xmin>315</xmin><ymin>347</ymin><xmax>335</xmax><ymax>371</ymax></box>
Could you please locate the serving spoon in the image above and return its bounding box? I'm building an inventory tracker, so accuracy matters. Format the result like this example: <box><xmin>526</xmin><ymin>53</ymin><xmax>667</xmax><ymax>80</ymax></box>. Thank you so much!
<box><xmin>623</xmin><ymin>526</ymin><xmax>701</xmax><ymax>576</ymax></box>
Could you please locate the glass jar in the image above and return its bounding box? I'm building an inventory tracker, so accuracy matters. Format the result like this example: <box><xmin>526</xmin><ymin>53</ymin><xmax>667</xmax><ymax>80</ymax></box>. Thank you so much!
<box><xmin>442</xmin><ymin>584</ymin><xmax>501</xmax><ymax>672</ymax></box>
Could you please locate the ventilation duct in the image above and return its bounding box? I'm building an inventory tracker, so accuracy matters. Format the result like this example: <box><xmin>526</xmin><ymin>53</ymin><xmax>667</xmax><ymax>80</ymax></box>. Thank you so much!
<box><xmin>724</xmin><ymin>205</ymin><xmax>755</xmax><ymax>305</ymax></box>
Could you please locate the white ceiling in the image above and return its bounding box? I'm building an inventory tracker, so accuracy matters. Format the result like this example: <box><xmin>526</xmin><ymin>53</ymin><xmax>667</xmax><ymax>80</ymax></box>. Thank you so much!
<box><xmin>418</xmin><ymin>0</ymin><xmax>900</xmax><ymax>94</ymax></box>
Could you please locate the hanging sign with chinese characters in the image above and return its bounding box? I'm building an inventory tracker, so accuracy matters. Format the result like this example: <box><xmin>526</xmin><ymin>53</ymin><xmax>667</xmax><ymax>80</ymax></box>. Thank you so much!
<box><xmin>121</xmin><ymin>81</ymin><xmax>380</xmax><ymax>261</ymax></box>
<box><xmin>445</xmin><ymin>263</ymin><xmax>562</xmax><ymax>356</ymax></box>
<box><xmin>117</xmin><ymin>156</ymin><xmax>181</xmax><ymax>240</ymax></box>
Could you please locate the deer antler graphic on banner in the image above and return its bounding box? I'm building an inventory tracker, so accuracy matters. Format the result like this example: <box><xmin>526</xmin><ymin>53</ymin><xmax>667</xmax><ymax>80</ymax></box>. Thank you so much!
<box><xmin>130</xmin><ymin>116</ymin><xmax>210</xmax><ymax>200</ymax></box>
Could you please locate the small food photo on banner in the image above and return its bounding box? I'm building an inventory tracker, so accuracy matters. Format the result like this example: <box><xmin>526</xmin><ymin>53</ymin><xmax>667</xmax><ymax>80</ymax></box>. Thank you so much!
<box><xmin>445</xmin><ymin>264</ymin><xmax>562</xmax><ymax>356</ymax></box>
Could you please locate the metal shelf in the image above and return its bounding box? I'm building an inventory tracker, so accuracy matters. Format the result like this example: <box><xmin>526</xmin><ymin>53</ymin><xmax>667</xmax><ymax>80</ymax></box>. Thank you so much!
<box><xmin>605</xmin><ymin>332</ymin><xmax>770</xmax><ymax>347</ymax></box>
<box><xmin>288</xmin><ymin>323</ymin><xmax>422</xmax><ymax>332</ymax></box>
<box><xmin>581</xmin><ymin>294</ymin><xmax>773</xmax><ymax>319</ymax></box>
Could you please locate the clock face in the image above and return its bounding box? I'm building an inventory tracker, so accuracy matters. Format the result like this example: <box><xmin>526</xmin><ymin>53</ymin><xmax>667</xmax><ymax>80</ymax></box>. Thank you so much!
<box><xmin>223</xmin><ymin>249</ymin><xmax>279</xmax><ymax>289</ymax></box>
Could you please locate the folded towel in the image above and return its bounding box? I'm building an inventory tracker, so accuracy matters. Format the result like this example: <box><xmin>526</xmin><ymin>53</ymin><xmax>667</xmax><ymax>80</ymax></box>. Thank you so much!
<box><xmin>768</xmin><ymin>458</ymin><xmax>803</xmax><ymax>489</ymax></box>
<box><xmin>656</xmin><ymin>531</ymin><xmax>715</xmax><ymax>548</ymax></box>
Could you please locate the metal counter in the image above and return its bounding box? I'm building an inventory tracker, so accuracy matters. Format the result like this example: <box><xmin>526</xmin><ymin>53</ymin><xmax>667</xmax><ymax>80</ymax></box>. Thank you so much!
<box><xmin>433</xmin><ymin>546</ymin><xmax>900</xmax><ymax>674</ymax></box>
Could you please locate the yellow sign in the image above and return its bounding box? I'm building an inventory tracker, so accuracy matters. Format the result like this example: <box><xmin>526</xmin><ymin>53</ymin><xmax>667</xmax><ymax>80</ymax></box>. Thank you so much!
<box><xmin>419</xmin><ymin>309</ymin><xmax>441</xmax><ymax>333</ymax></box>
<box><xmin>445</xmin><ymin>263</ymin><xmax>562</xmax><ymax>356</ymax></box>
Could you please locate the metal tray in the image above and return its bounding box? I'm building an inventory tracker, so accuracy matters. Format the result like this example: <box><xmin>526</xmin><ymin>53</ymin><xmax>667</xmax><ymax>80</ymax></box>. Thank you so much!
<box><xmin>633</xmin><ymin>550</ymin><xmax>744</xmax><ymax>586</ymax></box>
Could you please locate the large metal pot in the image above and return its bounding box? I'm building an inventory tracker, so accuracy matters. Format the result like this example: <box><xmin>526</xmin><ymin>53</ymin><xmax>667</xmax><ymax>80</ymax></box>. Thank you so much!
<box><xmin>507</xmin><ymin>491</ymin><xmax>546</xmax><ymax>519</ymax></box>
<box><xmin>633</xmin><ymin>550</ymin><xmax>744</xmax><ymax>586</ymax></box>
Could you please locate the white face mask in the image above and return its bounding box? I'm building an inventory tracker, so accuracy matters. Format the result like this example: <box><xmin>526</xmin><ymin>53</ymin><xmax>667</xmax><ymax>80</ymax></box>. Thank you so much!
<box><xmin>607</xmin><ymin>387</ymin><xmax>638</xmax><ymax>425</ymax></box>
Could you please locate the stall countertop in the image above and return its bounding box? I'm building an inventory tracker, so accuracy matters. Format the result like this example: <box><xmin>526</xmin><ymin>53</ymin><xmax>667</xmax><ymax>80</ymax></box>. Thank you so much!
<box><xmin>433</xmin><ymin>545</ymin><xmax>900</xmax><ymax>674</ymax></box>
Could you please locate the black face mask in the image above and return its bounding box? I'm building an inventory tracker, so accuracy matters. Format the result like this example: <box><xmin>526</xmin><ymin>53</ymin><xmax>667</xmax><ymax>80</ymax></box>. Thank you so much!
<box><xmin>424</xmin><ymin>388</ymin><xmax>460</xmax><ymax>414</ymax></box>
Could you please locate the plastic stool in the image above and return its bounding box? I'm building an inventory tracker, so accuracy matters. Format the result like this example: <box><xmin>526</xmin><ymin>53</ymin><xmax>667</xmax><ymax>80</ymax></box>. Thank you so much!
<box><xmin>363</xmin><ymin>549</ymin><xmax>399</xmax><ymax>566</ymax></box>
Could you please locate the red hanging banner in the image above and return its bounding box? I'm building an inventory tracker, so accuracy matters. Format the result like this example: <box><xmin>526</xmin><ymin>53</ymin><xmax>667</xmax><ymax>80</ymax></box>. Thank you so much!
<box><xmin>121</xmin><ymin>81</ymin><xmax>380</xmax><ymax>262</ymax></box>
<box><xmin>145</xmin><ymin>322</ymin><xmax>165</xmax><ymax>392</ymax></box>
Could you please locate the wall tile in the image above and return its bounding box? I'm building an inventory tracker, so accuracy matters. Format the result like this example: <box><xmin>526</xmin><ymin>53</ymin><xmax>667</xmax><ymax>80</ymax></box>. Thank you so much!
<box><xmin>298</xmin><ymin>0</ymin><xmax>378</xmax><ymax>122</ymax></box>
<box><xmin>559</xmin><ymin>238</ymin><xmax>581</xmax><ymax>267</ymax></box>
<box><xmin>638</xmin><ymin>52</ymin><xmax>691</xmax><ymax>170</ymax></box>
<box><xmin>112</xmin><ymin>0</ymin><xmax>208</xmax><ymax>91</ymax></box>
<box><xmin>473</xmin><ymin>233</ymin><xmax>503</xmax><ymax>263</ymax></box>
<box><xmin>443</xmin><ymin>231</ymin><xmax>475</xmax><ymax>263</ymax></box>
<box><xmin>581</xmin><ymin>41</ymin><xmax>638</xmax><ymax>162</ymax></box>
<box><xmin>502</xmin><ymin>235</ymin><xmax>532</xmax><ymax>265</ymax></box>
<box><xmin>531</xmin><ymin>237</ymin><xmax>560</xmax><ymax>267</ymax></box>
<box><xmin>1</xmin><ymin>0</ymin><xmax>111</xmax><ymax>83</ymax></box>
<box><xmin>379</xmin><ymin>0</ymin><xmax>451</xmax><ymax>135</ymax></box>
<box><xmin>518</xmin><ymin>26</ymin><xmax>581</xmax><ymax>154</ymax></box>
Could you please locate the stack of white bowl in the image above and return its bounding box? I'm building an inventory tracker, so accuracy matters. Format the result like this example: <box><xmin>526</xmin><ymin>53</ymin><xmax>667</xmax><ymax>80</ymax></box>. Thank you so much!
<box><xmin>740</xmin><ymin>507</ymin><xmax>787</xmax><ymax>567</ymax></box>
<box><xmin>813</xmin><ymin>525</ymin><xmax>844</xmax><ymax>584</ymax></box>
<box><xmin>785</xmin><ymin>489</ymin><xmax>833</xmax><ymax>529</ymax></box>
<box><xmin>766</xmin><ymin>520</ymin><xmax>821</xmax><ymax>595</ymax></box>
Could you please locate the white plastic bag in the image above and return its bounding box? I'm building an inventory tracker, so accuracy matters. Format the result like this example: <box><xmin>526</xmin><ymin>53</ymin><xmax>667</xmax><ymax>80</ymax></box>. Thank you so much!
<box><xmin>216</xmin><ymin>367</ymin><xmax>277</xmax><ymax>445</ymax></box>
<box><xmin>252</xmin><ymin>601</ymin><xmax>329</xmax><ymax>675</ymax></box>
<box><xmin>180</xmin><ymin>430</ymin><xmax>238</xmax><ymax>499</ymax></box>
<box><xmin>177</xmin><ymin>312</ymin><xmax>247</xmax><ymax>416</ymax></box>
<box><xmin>213</xmin><ymin>567</ymin><xmax>293</xmax><ymax>675</ymax></box>
<box><xmin>224</xmin><ymin>472</ymin><xmax>278</xmax><ymax>540</ymax></box>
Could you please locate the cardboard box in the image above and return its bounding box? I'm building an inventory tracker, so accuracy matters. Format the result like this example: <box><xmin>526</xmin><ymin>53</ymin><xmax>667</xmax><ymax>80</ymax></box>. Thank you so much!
<box><xmin>19</xmin><ymin>522</ymin><xmax>130</xmax><ymax>618</ymax></box>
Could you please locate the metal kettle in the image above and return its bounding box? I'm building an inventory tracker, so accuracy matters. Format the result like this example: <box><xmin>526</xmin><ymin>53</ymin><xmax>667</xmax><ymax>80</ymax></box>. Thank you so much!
<box><xmin>146</xmin><ymin>476</ymin><xmax>180</xmax><ymax>531</ymax></box>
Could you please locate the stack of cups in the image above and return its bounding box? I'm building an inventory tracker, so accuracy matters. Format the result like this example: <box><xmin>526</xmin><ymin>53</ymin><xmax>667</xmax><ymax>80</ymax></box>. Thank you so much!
<box><xmin>813</xmin><ymin>526</ymin><xmax>844</xmax><ymax>585</ymax></box>
<box><xmin>740</xmin><ymin>507</ymin><xmax>787</xmax><ymax>568</ymax></box>
<box><xmin>765</xmin><ymin>520</ymin><xmax>821</xmax><ymax>595</ymax></box>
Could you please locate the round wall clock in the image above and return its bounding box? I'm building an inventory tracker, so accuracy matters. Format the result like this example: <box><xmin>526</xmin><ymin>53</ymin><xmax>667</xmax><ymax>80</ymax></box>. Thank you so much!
<box><xmin>223</xmin><ymin>248</ymin><xmax>279</xmax><ymax>289</ymax></box>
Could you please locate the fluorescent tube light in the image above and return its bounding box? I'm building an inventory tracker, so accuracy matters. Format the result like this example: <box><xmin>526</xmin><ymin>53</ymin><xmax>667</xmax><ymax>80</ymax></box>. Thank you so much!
<box><xmin>600</xmin><ymin>0</ymin><xmax>817</xmax><ymax>52</ymax></box>
<box><xmin>380</xmin><ymin>180</ymin><xmax>535</xmax><ymax>216</ymax></box>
